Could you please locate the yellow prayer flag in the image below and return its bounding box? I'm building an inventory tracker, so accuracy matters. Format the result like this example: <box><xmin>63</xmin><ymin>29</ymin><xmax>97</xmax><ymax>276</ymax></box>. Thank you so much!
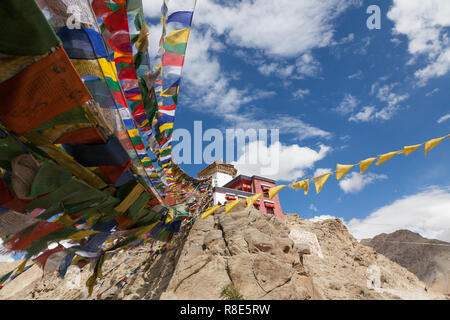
<box><xmin>87</xmin><ymin>214</ymin><xmax>101</xmax><ymax>227</ymax></box>
<box><xmin>201</xmin><ymin>205</ymin><xmax>221</xmax><ymax>219</ymax></box>
<box><xmin>376</xmin><ymin>151</ymin><xmax>401</xmax><ymax>166</ymax></box>
<box><xmin>114</xmin><ymin>183</ymin><xmax>145</xmax><ymax>214</ymax></box>
<box><xmin>313</xmin><ymin>172</ymin><xmax>332</xmax><ymax>194</ymax></box>
<box><xmin>53</xmin><ymin>214</ymin><xmax>75</xmax><ymax>226</ymax></box>
<box><xmin>15</xmin><ymin>260</ymin><xmax>28</xmax><ymax>274</ymax></box>
<box><xmin>159</xmin><ymin>122</ymin><xmax>174</xmax><ymax>132</ymax></box>
<box><xmin>246</xmin><ymin>193</ymin><xmax>262</xmax><ymax>209</ymax></box>
<box><xmin>69</xmin><ymin>230</ymin><xmax>101</xmax><ymax>241</ymax></box>
<box><xmin>424</xmin><ymin>136</ymin><xmax>447</xmax><ymax>157</ymax></box>
<box><xmin>402</xmin><ymin>144</ymin><xmax>422</xmax><ymax>156</ymax></box>
<box><xmin>165</xmin><ymin>208</ymin><xmax>174</xmax><ymax>224</ymax></box>
<box><xmin>359</xmin><ymin>157</ymin><xmax>377</xmax><ymax>174</ymax></box>
<box><xmin>225</xmin><ymin>199</ymin><xmax>243</xmax><ymax>215</ymax></box>
<box><xmin>268</xmin><ymin>185</ymin><xmax>286</xmax><ymax>200</ymax></box>
<box><xmin>98</xmin><ymin>58</ymin><xmax>118</xmax><ymax>81</ymax></box>
<box><xmin>336</xmin><ymin>164</ymin><xmax>355</xmax><ymax>181</ymax></box>
<box><xmin>128</xmin><ymin>129</ymin><xmax>140</xmax><ymax>138</ymax></box>
<box><xmin>290</xmin><ymin>180</ymin><xmax>309</xmax><ymax>195</ymax></box>
<box><xmin>165</xmin><ymin>28</ymin><xmax>190</xmax><ymax>45</ymax></box>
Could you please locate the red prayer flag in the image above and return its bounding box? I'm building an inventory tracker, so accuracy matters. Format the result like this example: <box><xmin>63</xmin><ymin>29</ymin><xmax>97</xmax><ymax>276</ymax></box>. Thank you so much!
<box><xmin>33</xmin><ymin>244</ymin><xmax>65</xmax><ymax>270</ymax></box>
<box><xmin>162</xmin><ymin>52</ymin><xmax>185</xmax><ymax>67</ymax></box>
<box><xmin>3</xmin><ymin>221</ymin><xmax>63</xmax><ymax>252</ymax></box>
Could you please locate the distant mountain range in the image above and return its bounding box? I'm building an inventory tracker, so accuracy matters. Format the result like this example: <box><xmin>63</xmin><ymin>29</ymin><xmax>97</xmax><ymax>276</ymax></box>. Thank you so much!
<box><xmin>361</xmin><ymin>230</ymin><xmax>450</xmax><ymax>294</ymax></box>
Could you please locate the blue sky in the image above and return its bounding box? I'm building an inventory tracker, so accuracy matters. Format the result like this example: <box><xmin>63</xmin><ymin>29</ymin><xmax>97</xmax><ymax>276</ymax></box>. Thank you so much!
<box><xmin>1</xmin><ymin>0</ymin><xmax>449</xmax><ymax>263</ymax></box>
<box><xmin>145</xmin><ymin>0</ymin><xmax>450</xmax><ymax>241</ymax></box>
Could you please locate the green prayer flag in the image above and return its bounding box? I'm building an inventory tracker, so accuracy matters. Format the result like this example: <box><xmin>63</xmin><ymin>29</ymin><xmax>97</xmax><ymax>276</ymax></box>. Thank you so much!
<box><xmin>0</xmin><ymin>0</ymin><xmax>60</xmax><ymax>55</ymax></box>
<box><xmin>28</xmin><ymin>161</ymin><xmax>72</xmax><ymax>198</ymax></box>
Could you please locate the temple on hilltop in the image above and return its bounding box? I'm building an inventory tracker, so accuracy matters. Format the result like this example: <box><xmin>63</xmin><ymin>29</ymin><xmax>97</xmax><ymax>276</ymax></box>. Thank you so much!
<box><xmin>197</xmin><ymin>161</ymin><xmax>284</xmax><ymax>219</ymax></box>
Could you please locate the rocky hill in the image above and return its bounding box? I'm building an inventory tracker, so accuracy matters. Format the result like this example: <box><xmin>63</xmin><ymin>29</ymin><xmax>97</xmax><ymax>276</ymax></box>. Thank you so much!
<box><xmin>361</xmin><ymin>230</ymin><xmax>450</xmax><ymax>294</ymax></box>
<box><xmin>0</xmin><ymin>206</ymin><xmax>445</xmax><ymax>300</ymax></box>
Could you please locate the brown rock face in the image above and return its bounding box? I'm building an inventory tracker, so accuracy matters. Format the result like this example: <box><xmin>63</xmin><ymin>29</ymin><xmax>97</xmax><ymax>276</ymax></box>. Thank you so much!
<box><xmin>1</xmin><ymin>209</ymin><xmax>446</xmax><ymax>300</ymax></box>
<box><xmin>160</xmin><ymin>204</ymin><xmax>318</xmax><ymax>300</ymax></box>
<box><xmin>361</xmin><ymin>230</ymin><xmax>450</xmax><ymax>294</ymax></box>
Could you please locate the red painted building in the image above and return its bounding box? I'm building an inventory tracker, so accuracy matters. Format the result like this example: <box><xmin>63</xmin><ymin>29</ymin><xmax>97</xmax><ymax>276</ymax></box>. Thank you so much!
<box><xmin>198</xmin><ymin>162</ymin><xmax>284</xmax><ymax>219</ymax></box>
<box><xmin>220</xmin><ymin>175</ymin><xmax>284</xmax><ymax>219</ymax></box>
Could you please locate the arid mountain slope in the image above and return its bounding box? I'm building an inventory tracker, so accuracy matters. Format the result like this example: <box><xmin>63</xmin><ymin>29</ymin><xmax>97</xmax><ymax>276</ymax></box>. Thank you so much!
<box><xmin>361</xmin><ymin>230</ymin><xmax>450</xmax><ymax>294</ymax></box>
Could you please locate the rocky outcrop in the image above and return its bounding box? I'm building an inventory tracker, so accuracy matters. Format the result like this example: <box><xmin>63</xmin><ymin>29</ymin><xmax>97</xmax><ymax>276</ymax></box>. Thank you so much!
<box><xmin>361</xmin><ymin>230</ymin><xmax>450</xmax><ymax>294</ymax></box>
<box><xmin>1</xmin><ymin>208</ymin><xmax>446</xmax><ymax>300</ymax></box>
<box><xmin>159</xmin><ymin>203</ymin><xmax>319</xmax><ymax>300</ymax></box>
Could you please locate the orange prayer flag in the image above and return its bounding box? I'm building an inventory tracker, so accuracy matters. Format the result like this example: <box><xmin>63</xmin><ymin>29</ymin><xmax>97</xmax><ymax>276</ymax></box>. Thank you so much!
<box><xmin>0</xmin><ymin>47</ymin><xmax>92</xmax><ymax>136</ymax></box>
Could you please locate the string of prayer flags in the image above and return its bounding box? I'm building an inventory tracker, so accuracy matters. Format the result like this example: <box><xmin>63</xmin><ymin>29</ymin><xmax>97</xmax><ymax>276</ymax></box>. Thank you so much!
<box><xmin>424</xmin><ymin>136</ymin><xmax>447</xmax><ymax>157</ymax></box>
<box><xmin>314</xmin><ymin>173</ymin><xmax>333</xmax><ymax>194</ymax></box>
<box><xmin>150</xmin><ymin>0</ymin><xmax>197</xmax><ymax>174</ymax></box>
<box><xmin>0</xmin><ymin>0</ymin><xmax>214</xmax><ymax>294</ymax></box>
<box><xmin>206</xmin><ymin>131</ymin><xmax>448</xmax><ymax>219</ymax></box>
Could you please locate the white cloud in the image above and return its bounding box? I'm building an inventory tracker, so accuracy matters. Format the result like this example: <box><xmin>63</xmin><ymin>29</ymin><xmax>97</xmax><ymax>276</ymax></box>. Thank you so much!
<box><xmin>350</xmin><ymin>83</ymin><xmax>409</xmax><ymax>122</ymax></box>
<box><xmin>256</xmin><ymin>53</ymin><xmax>321</xmax><ymax>79</ymax></box>
<box><xmin>155</xmin><ymin>16</ymin><xmax>332</xmax><ymax>141</ymax></box>
<box><xmin>349</xmin><ymin>106</ymin><xmax>376</xmax><ymax>122</ymax></box>
<box><xmin>347</xmin><ymin>70</ymin><xmax>363</xmax><ymax>79</ymax></box>
<box><xmin>334</xmin><ymin>94</ymin><xmax>358</xmax><ymax>115</ymax></box>
<box><xmin>224</xmin><ymin>113</ymin><xmax>331</xmax><ymax>141</ymax></box>
<box><xmin>426</xmin><ymin>88</ymin><xmax>440</xmax><ymax>97</ymax></box>
<box><xmin>387</xmin><ymin>0</ymin><xmax>450</xmax><ymax>84</ymax></box>
<box><xmin>374</xmin><ymin>83</ymin><xmax>409</xmax><ymax>120</ymax></box>
<box><xmin>195</xmin><ymin>0</ymin><xmax>357</xmax><ymax>57</ymax></box>
<box><xmin>353</xmin><ymin>36</ymin><xmax>371</xmax><ymax>55</ymax></box>
<box><xmin>309</xmin><ymin>204</ymin><xmax>318</xmax><ymax>212</ymax></box>
<box><xmin>437</xmin><ymin>113</ymin><xmax>450</xmax><ymax>124</ymax></box>
<box><xmin>331</xmin><ymin>33</ymin><xmax>355</xmax><ymax>46</ymax></box>
<box><xmin>339</xmin><ymin>172</ymin><xmax>388</xmax><ymax>194</ymax></box>
<box><xmin>309</xmin><ymin>215</ymin><xmax>344</xmax><ymax>222</ymax></box>
<box><xmin>348</xmin><ymin>187</ymin><xmax>450</xmax><ymax>242</ymax></box>
<box><xmin>142</xmin><ymin>0</ymin><xmax>164</xmax><ymax>18</ymax></box>
<box><xmin>314</xmin><ymin>168</ymin><xmax>333</xmax><ymax>177</ymax></box>
<box><xmin>232</xmin><ymin>141</ymin><xmax>331</xmax><ymax>182</ymax></box>
<box><xmin>293</xmin><ymin>88</ymin><xmax>311</xmax><ymax>100</ymax></box>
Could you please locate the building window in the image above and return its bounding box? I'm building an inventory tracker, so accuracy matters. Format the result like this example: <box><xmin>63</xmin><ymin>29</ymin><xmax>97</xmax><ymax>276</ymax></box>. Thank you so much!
<box><xmin>261</xmin><ymin>184</ymin><xmax>271</xmax><ymax>197</ymax></box>
<box><xmin>264</xmin><ymin>201</ymin><xmax>275</xmax><ymax>214</ymax></box>
<box><xmin>225</xmin><ymin>194</ymin><xmax>237</xmax><ymax>201</ymax></box>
